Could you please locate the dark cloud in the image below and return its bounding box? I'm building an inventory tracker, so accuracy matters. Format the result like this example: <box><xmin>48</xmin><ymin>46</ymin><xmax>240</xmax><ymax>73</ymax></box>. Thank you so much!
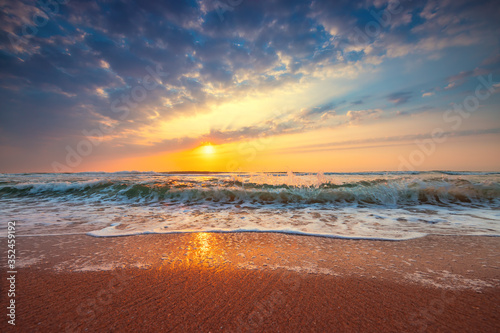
<box><xmin>386</xmin><ymin>91</ymin><xmax>412</xmax><ymax>105</ymax></box>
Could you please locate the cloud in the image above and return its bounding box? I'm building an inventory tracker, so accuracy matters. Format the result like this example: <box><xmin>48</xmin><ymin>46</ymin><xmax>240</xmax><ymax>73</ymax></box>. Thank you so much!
<box><xmin>386</xmin><ymin>91</ymin><xmax>412</xmax><ymax>105</ymax></box>
<box><xmin>444</xmin><ymin>67</ymin><xmax>490</xmax><ymax>90</ymax></box>
<box><xmin>297</xmin><ymin>102</ymin><xmax>337</xmax><ymax>120</ymax></box>
<box><xmin>396</xmin><ymin>105</ymin><xmax>435</xmax><ymax>116</ymax></box>
<box><xmin>346</xmin><ymin>109</ymin><xmax>382</xmax><ymax>124</ymax></box>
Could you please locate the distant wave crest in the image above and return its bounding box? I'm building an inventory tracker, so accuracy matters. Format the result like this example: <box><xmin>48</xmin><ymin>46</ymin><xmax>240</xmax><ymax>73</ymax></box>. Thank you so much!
<box><xmin>1</xmin><ymin>175</ymin><xmax>499</xmax><ymax>206</ymax></box>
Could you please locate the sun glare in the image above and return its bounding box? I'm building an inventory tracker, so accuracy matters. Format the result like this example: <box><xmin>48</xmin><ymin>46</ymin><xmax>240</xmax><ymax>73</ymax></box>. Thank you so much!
<box><xmin>202</xmin><ymin>143</ymin><xmax>215</xmax><ymax>155</ymax></box>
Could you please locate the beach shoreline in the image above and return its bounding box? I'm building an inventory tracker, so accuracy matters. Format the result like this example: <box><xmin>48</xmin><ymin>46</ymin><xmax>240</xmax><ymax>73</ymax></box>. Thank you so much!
<box><xmin>1</xmin><ymin>233</ymin><xmax>499</xmax><ymax>332</ymax></box>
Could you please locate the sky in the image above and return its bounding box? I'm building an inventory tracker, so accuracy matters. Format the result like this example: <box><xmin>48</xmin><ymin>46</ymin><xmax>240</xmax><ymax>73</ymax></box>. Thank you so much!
<box><xmin>0</xmin><ymin>0</ymin><xmax>499</xmax><ymax>173</ymax></box>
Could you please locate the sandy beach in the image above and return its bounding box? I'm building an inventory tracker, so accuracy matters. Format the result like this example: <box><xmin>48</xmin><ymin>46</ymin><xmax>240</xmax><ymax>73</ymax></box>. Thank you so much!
<box><xmin>1</xmin><ymin>233</ymin><xmax>499</xmax><ymax>332</ymax></box>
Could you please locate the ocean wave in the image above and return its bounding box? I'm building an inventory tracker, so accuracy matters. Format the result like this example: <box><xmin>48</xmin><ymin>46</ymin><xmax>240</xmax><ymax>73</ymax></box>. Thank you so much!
<box><xmin>1</xmin><ymin>172</ymin><xmax>499</xmax><ymax>240</ymax></box>
<box><xmin>1</xmin><ymin>177</ymin><xmax>499</xmax><ymax>206</ymax></box>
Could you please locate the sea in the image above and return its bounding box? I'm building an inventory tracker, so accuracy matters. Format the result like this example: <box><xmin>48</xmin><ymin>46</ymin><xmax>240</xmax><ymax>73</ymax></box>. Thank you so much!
<box><xmin>1</xmin><ymin>171</ymin><xmax>499</xmax><ymax>241</ymax></box>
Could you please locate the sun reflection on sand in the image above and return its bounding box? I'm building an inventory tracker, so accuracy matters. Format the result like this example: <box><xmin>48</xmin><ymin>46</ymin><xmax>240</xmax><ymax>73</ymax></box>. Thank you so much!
<box><xmin>195</xmin><ymin>232</ymin><xmax>212</xmax><ymax>257</ymax></box>
<box><xmin>188</xmin><ymin>232</ymin><xmax>229</xmax><ymax>267</ymax></box>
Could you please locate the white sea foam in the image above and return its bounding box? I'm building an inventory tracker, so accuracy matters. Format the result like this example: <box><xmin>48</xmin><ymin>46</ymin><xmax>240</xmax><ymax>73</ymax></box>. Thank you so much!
<box><xmin>1</xmin><ymin>171</ymin><xmax>499</xmax><ymax>240</ymax></box>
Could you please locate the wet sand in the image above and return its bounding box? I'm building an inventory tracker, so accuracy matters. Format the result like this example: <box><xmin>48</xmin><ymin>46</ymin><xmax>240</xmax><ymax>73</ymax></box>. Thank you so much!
<box><xmin>1</xmin><ymin>233</ymin><xmax>499</xmax><ymax>332</ymax></box>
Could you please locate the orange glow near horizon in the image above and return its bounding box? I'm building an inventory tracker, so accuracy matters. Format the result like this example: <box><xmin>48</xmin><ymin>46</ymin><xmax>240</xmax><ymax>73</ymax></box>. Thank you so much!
<box><xmin>81</xmin><ymin>130</ymin><xmax>500</xmax><ymax>173</ymax></box>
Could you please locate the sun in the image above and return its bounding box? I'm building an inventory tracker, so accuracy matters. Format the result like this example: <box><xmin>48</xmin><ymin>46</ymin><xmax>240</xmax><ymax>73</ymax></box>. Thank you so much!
<box><xmin>201</xmin><ymin>143</ymin><xmax>215</xmax><ymax>155</ymax></box>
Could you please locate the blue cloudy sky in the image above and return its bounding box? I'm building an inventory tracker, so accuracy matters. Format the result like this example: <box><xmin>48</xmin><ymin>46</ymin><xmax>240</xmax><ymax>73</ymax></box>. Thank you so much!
<box><xmin>0</xmin><ymin>0</ymin><xmax>499</xmax><ymax>172</ymax></box>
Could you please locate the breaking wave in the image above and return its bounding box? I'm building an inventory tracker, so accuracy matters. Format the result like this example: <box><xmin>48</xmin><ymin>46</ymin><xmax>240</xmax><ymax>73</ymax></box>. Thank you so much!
<box><xmin>1</xmin><ymin>172</ymin><xmax>499</xmax><ymax>207</ymax></box>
